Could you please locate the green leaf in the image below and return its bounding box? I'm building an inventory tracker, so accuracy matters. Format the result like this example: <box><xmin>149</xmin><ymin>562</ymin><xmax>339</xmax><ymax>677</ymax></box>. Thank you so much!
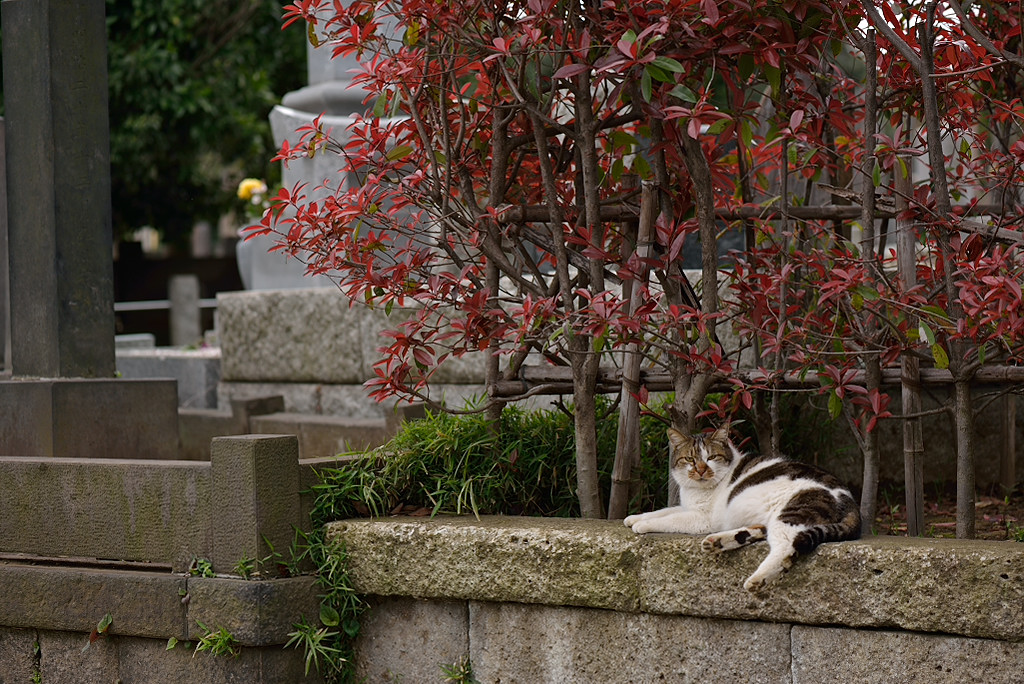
<box><xmin>651</xmin><ymin>56</ymin><xmax>685</xmax><ymax>73</ymax></box>
<box><xmin>705</xmin><ymin>118</ymin><xmax>731</xmax><ymax>135</ymax></box>
<box><xmin>931</xmin><ymin>343</ymin><xmax>949</xmax><ymax>370</ymax></box>
<box><xmin>828</xmin><ymin>391</ymin><xmax>843</xmax><ymax>420</ymax></box>
<box><xmin>669</xmin><ymin>84</ymin><xmax>698</xmax><ymax>104</ymax></box>
<box><xmin>167</xmin><ymin>637</ymin><xmax>179</xmax><ymax>651</ymax></box>
<box><xmin>641</xmin><ymin>68</ymin><xmax>652</xmax><ymax>102</ymax></box>
<box><xmin>764</xmin><ymin>65</ymin><xmax>781</xmax><ymax>97</ymax></box>
<box><xmin>872</xmin><ymin>163</ymin><xmax>881</xmax><ymax>188</ymax></box>
<box><xmin>97</xmin><ymin>613</ymin><xmax>113</xmax><ymax>634</ymax></box>
<box><xmin>319</xmin><ymin>603</ymin><xmax>340</xmax><ymax>627</ymax></box>
<box><xmin>738</xmin><ymin>53</ymin><xmax>755</xmax><ymax>81</ymax></box>
<box><xmin>919</xmin><ymin>322</ymin><xmax>936</xmax><ymax>346</ymax></box>
<box><xmin>851</xmin><ymin>292</ymin><xmax>864</xmax><ymax>311</ymax></box>
<box><xmin>385</xmin><ymin>145</ymin><xmax>414</xmax><ymax>162</ymax></box>
<box><xmin>373</xmin><ymin>94</ymin><xmax>388</xmax><ymax>118</ymax></box>
<box><xmin>342</xmin><ymin>617</ymin><xmax>361</xmax><ymax>639</ymax></box>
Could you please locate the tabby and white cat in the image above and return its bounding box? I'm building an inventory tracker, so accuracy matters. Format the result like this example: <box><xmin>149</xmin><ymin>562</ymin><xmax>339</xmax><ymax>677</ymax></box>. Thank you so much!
<box><xmin>624</xmin><ymin>424</ymin><xmax>861</xmax><ymax>592</ymax></box>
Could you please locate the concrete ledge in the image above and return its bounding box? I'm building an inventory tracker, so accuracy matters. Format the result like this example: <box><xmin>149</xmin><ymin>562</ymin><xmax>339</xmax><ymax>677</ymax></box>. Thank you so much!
<box><xmin>0</xmin><ymin>457</ymin><xmax>211</xmax><ymax>567</ymax></box>
<box><xmin>326</xmin><ymin>516</ymin><xmax>1024</xmax><ymax>641</ymax></box>
<box><xmin>0</xmin><ymin>378</ymin><xmax>179</xmax><ymax>459</ymax></box>
<box><xmin>0</xmin><ymin>563</ymin><xmax>319</xmax><ymax>648</ymax></box>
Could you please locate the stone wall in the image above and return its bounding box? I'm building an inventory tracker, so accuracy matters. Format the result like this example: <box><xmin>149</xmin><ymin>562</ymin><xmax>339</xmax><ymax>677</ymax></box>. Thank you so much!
<box><xmin>327</xmin><ymin>516</ymin><xmax>1024</xmax><ymax>683</ymax></box>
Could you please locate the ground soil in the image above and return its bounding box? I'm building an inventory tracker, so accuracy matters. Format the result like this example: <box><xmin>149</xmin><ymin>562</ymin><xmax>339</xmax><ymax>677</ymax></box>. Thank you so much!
<box><xmin>872</xmin><ymin>483</ymin><xmax>1024</xmax><ymax>541</ymax></box>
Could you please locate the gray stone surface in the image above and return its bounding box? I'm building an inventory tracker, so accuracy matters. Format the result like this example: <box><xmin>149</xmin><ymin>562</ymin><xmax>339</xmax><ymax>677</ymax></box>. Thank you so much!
<box><xmin>0</xmin><ymin>377</ymin><xmax>180</xmax><ymax>459</ymax></box>
<box><xmin>209</xmin><ymin>435</ymin><xmax>302</xmax><ymax>575</ymax></box>
<box><xmin>354</xmin><ymin>597</ymin><xmax>469</xmax><ymax>683</ymax></box>
<box><xmin>218</xmin><ymin>289</ymin><xmax>370</xmax><ymax>383</ymax></box>
<box><xmin>31</xmin><ymin>629</ymin><xmax>320</xmax><ymax>684</ymax></box>
<box><xmin>470</xmin><ymin>602</ymin><xmax>792</xmax><ymax>684</ymax></box>
<box><xmin>0</xmin><ymin>117</ymin><xmax>9</xmax><ymax>374</ymax></box>
<box><xmin>0</xmin><ymin>626</ymin><xmax>37</xmax><ymax>684</ymax></box>
<box><xmin>326</xmin><ymin>517</ymin><xmax>1024</xmax><ymax>641</ymax></box>
<box><xmin>249</xmin><ymin>412</ymin><xmax>392</xmax><ymax>457</ymax></box>
<box><xmin>186</xmin><ymin>576</ymin><xmax>319</xmax><ymax>646</ymax></box>
<box><xmin>2</xmin><ymin>0</ymin><xmax>115</xmax><ymax>378</ymax></box>
<box><xmin>0</xmin><ymin>457</ymin><xmax>211</xmax><ymax>567</ymax></box>
<box><xmin>117</xmin><ymin>346</ymin><xmax>221</xmax><ymax>408</ymax></box>
<box><xmin>217</xmin><ymin>288</ymin><xmax>488</xmax><ymax>385</ymax></box>
<box><xmin>169</xmin><ymin>274</ymin><xmax>202</xmax><ymax>347</ymax></box>
<box><xmin>791</xmin><ymin>625</ymin><xmax>1024</xmax><ymax>684</ymax></box>
<box><xmin>327</xmin><ymin>517</ymin><xmax>642</xmax><ymax>612</ymax></box>
<box><xmin>0</xmin><ymin>564</ymin><xmax>186</xmax><ymax>638</ymax></box>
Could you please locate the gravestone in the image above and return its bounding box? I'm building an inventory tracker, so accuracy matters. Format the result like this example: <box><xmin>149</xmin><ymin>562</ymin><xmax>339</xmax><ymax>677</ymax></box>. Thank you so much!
<box><xmin>0</xmin><ymin>117</ymin><xmax>9</xmax><ymax>373</ymax></box>
<box><xmin>237</xmin><ymin>18</ymin><xmax>398</xmax><ymax>290</ymax></box>
<box><xmin>0</xmin><ymin>0</ymin><xmax>178</xmax><ymax>458</ymax></box>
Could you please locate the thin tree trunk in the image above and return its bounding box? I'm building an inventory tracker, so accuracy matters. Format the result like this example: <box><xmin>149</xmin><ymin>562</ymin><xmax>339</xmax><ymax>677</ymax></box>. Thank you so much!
<box><xmin>857</xmin><ymin>29</ymin><xmax>881</xmax><ymax>534</ymax></box>
<box><xmin>896</xmin><ymin>147</ymin><xmax>925</xmax><ymax>535</ymax></box>
<box><xmin>608</xmin><ymin>180</ymin><xmax>657</xmax><ymax>520</ymax></box>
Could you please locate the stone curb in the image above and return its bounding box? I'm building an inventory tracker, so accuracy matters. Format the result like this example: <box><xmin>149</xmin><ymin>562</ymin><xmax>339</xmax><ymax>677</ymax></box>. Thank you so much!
<box><xmin>326</xmin><ymin>516</ymin><xmax>1024</xmax><ymax>641</ymax></box>
<box><xmin>0</xmin><ymin>563</ymin><xmax>319</xmax><ymax>647</ymax></box>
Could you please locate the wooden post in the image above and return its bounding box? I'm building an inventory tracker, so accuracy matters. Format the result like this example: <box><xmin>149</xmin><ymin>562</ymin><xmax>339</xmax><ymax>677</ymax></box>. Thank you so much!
<box><xmin>1001</xmin><ymin>395</ymin><xmax>1017</xmax><ymax>495</ymax></box>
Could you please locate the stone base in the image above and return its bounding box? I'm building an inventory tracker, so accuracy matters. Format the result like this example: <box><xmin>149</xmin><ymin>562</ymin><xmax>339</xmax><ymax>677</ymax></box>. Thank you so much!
<box><xmin>0</xmin><ymin>378</ymin><xmax>179</xmax><ymax>458</ymax></box>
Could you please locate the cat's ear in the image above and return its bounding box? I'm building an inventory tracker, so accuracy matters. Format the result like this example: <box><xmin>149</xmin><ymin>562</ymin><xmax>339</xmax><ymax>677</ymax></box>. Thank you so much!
<box><xmin>667</xmin><ymin>427</ymin><xmax>692</xmax><ymax>450</ymax></box>
<box><xmin>711</xmin><ymin>422</ymin><xmax>731</xmax><ymax>444</ymax></box>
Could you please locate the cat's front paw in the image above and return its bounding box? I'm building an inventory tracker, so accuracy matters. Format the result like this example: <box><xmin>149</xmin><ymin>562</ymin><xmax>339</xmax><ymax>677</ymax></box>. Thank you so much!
<box><xmin>623</xmin><ymin>514</ymin><xmax>642</xmax><ymax>528</ymax></box>
<box><xmin>701</xmin><ymin>534</ymin><xmax>725</xmax><ymax>553</ymax></box>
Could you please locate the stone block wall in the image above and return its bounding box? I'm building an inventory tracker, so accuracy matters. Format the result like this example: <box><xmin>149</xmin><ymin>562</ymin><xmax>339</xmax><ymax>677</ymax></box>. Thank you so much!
<box><xmin>327</xmin><ymin>516</ymin><xmax>1024</xmax><ymax>683</ymax></box>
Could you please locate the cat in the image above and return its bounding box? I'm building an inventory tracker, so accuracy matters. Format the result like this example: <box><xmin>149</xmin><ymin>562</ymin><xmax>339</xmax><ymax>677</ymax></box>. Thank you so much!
<box><xmin>624</xmin><ymin>423</ymin><xmax>861</xmax><ymax>592</ymax></box>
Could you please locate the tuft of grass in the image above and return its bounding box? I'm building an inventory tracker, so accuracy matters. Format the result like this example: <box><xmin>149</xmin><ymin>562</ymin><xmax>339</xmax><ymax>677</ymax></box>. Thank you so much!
<box><xmin>309</xmin><ymin>398</ymin><xmax>671</xmax><ymax>526</ymax></box>
<box><xmin>192</xmin><ymin>621</ymin><xmax>239</xmax><ymax>658</ymax></box>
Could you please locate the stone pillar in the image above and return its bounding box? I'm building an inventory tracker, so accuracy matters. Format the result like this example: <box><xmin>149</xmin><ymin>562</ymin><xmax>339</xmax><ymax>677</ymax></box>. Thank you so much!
<box><xmin>0</xmin><ymin>0</ymin><xmax>180</xmax><ymax>459</ymax></box>
<box><xmin>209</xmin><ymin>435</ymin><xmax>301</xmax><ymax>574</ymax></box>
<box><xmin>169</xmin><ymin>274</ymin><xmax>201</xmax><ymax>347</ymax></box>
<box><xmin>2</xmin><ymin>0</ymin><xmax>115</xmax><ymax>378</ymax></box>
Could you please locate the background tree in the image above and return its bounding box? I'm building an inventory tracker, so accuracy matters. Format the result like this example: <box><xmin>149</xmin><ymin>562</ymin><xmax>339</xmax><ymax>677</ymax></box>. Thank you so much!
<box><xmin>262</xmin><ymin>0</ymin><xmax>1024</xmax><ymax>530</ymax></box>
<box><xmin>1</xmin><ymin>0</ymin><xmax>307</xmax><ymax>250</ymax></box>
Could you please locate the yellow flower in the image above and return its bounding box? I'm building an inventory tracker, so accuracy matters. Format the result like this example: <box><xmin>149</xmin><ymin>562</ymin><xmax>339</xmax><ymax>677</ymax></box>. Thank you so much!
<box><xmin>237</xmin><ymin>178</ymin><xmax>267</xmax><ymax>201</ymax></box>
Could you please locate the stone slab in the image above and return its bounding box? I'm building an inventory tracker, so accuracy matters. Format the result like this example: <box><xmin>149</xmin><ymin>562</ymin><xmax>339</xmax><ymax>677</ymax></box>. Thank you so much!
<box><xmin>0</xmin><ymin>378</ymin><xmax>180</xmax><ymax>459</ymax></box>
<box><xmin>326</xmin><ymin>517</ymin><xmax>1024</xmax><ymax>641</ymax></box>
<box><xmin>217</xmin><ymin>288</ymin><xmax>488</xmax><ymax>385</ymax></box>
<box><xmin>0</xmin><ymin>626</ymin><xmax>38</xmax><ymax>684</ymax></box>
<box><xmin>469</xmin><ymin>601</ymin><xmax>792</xmax><ymax>684</ymax></box>
<box><xmin>117</xmin><ymin>347</ymin><xmax>221</xmax><ymax>408</ymax></box>
<box><xmin>0</xmin><ymin>457</ymin><xmax>211</xmax><ymax>567</ymax></box>
<box><xmin>326</xmin><ymin>517</ymin><xmax>642</xmax><ymax>612</ymax></box>
<box><xmin>249</xmin><ymin>412</ymin><xmax>392</xmax><ymax>457</ymax></box>
<box><xmin>791</xmin><ymin>625</ymin><xmax>1024</xmax><ymax>684</ymax></box>
<box><xmin>0</xmin><ymin>564</ymin><xmax>186</xmax><ymax>638</ymax></box>
<box><xmin>35</xmin><ymin>629</ymin><xmax>320</xmax><ymax>684</ymax></box>
<box><xmin>354</xmin><ymin>596</ymin><xmax>469</xmax><ymax>683</ymax></box>
<box><xmin>186</xmin><ymin>575</ymin><xmax>320</xmax><ymax>647</ymax></box>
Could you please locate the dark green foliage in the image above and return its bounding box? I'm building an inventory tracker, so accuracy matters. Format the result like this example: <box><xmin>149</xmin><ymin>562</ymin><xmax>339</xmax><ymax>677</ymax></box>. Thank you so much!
<box><xmin>104</xmin><ymin>0</ymin><xmax>304</xmax><ymax>247</ymax></box>
<box><xmin>309</xmin><ymin>399</ymin><xmax>671</xmax><ymax>528</ymax></box>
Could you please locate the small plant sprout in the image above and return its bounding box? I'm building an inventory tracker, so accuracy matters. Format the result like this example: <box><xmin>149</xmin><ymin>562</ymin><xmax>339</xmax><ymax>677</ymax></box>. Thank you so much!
<box><xmin>440</xmin><ymin>655</ymin><xmax>479</xmax><ymax>684</ymax></box>
<box><xmin>82</xmin><ymin>612</ymin><xmax>113</xmax><ymax>652</ymax></box>
<box><xmin>189</xmin><ymin>557</ymin><xmax>215</xmax><ymax>578</ymax></box>
<box><xmin>234</xmin><ymin>553</ymin><xmax>257</xmax><ymax>580</ymax></box>
<box><xmin>193</xmin><ymin>621</ymin><xmax>239</xmax><ymax>658</ymax></box>
<box><xmin>285</xmin><ymin>616</ymin><xmax>344</xmax><ymax>676</ymax></box>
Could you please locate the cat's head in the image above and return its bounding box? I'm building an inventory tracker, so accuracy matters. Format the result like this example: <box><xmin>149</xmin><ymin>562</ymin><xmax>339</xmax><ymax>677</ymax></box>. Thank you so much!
<box><xmin>667</xmin><ymin>424</ymin><xmax>734</xmax><ymax>488</ymax></box>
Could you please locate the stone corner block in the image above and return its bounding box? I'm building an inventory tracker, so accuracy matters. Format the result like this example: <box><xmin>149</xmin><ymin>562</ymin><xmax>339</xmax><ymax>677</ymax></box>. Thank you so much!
<box><xmin>209</xmin><ymin>435</ymin><xmax>301</xmax><ymax>574</ymax></box>
<box><xmin>186</xmin><ymin>575</ymin><xmax>320</xmax><ymax>647</ymax></box>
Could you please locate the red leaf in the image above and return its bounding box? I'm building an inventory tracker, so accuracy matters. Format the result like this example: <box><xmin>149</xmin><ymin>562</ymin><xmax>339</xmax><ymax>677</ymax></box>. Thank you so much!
<box><xmin>553</xmin><ymin>63</ymin><xmax>590</xmax><ymax>79</ymax></box>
